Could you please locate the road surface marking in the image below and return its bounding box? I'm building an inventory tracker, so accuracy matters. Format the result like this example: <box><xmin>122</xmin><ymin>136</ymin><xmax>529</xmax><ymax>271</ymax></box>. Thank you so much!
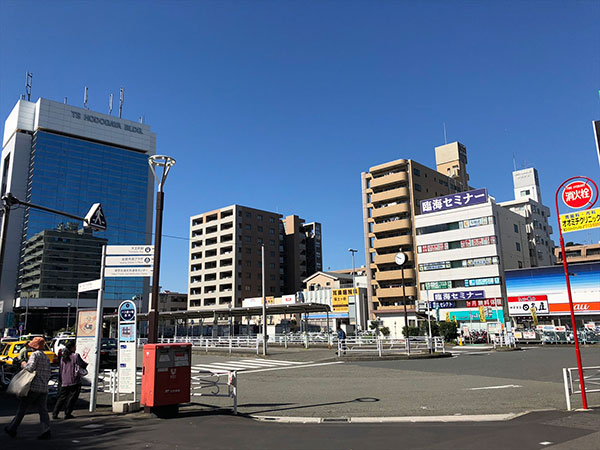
<box><xmin>466</xmin><ymin>384</ymin><xmax>522</xmax><ymax>390</ymax></box>
<box><xmin>243</xmin><ymin>361</ymin><xmax>344</xmax><ymax>374</ymax></box>
<box><xmin>192</xmin><ymin>359</ymin><xmax>315</xmax><ymax>373</ymax></box>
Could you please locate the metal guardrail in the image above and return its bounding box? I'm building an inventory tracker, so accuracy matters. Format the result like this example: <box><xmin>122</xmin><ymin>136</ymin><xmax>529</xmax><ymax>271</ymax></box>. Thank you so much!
<box><xmin>191</xmin><ymin>369</ymin><xmax>238</xmax><ymax>415</ymax></box>
<box><xmin>493</xmin><ymin>333</ymin><xmax>517</xmax><ymax>349</ymax></box>
<box><xmin>159</xmin><ymin>336</ymin><xmax>260</xmax><ymax>355</ymax></box>
<box><xmin>337</xmin><ymin>336</ymin><xmax>445</xmax><ymax>357</ymax></box>
<box><xmin>562</xmin><ymin>365</ymin><xmax>600</xmax><ymax>411</ymax></box>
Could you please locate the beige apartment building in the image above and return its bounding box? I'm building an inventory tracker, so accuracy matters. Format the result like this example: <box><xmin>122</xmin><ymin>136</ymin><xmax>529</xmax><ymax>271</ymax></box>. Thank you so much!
<box><xmin>361</xmin><ymin>142</ymin><xmax>471</xmax><ymax>322</ymax></box>
<box><xmin>554</xmin><ymin>242</ymin><xmax>600</xmax><ymax>264</ymax></box>
<box><xmin>188</xmin><ymin>205</ymin><xmax>322</xmax><ymax>309</ymax></box>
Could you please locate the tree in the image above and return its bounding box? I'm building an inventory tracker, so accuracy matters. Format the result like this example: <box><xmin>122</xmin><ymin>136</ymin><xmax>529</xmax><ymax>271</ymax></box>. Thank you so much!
<box><xmin>438</xmin><ymin>322</ymin><xmax>458</xmax><ymax>342</ymax></box>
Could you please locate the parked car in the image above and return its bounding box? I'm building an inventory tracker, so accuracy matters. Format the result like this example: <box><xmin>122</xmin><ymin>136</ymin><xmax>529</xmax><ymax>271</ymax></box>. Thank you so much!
<box><xmin>100</xmin><ymin>338</ymin><xmax>118</xmax><ymax>369</ymax></box>
<box><xmin>0</xmin><ymin>340</ymin><xmax>57</xmax><ymax>365</ymax></box>
<box><xmin>51</xmin><ymin>335</ymin><xmax>76</xmax><ymax>357</ymax></box>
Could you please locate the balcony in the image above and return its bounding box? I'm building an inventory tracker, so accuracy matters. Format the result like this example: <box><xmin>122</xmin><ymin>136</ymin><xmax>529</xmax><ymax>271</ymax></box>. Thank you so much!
<box><xmin>372</xmin><ymin>219</ymin><xmax>411</xmax><ymax>234</ymax></box>
<box><xmin>375</xmin><ymin>286</ymin><xmax>418</xmax><ymax>298</ymax></box>
<box><xmin>375</xmin><ymin>268</ymin><xmax>416</xmax><ymax>281</ymax></box>
<box><xmin>373</xmin><ymin>235</ymin><xmax>412</xmax><ymax>249</ymax></box>
<box><xmin>369</xmin><ymin>171</ymin><xmax>408</xmax><ymax>189</ymax></box>
<box><xmin>371</xmin><ymin>187</ymin><xmax>409</xmax><ymax>204</ymax></box>
<box><xmin>371</xmin><ymin>203</ymin><xmax>410</xmax><ymax>219</ymax></box>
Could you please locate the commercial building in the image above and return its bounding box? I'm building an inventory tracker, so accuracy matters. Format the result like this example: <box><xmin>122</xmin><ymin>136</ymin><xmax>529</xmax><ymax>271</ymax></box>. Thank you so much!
<box><xmin>361</xmin><ymin>142</ymin><xmax>471</xmax><ymax>326</ymax></box>
<box><xmin>554</xmin><ymin>242</ymin><xmax>600</xmax><ymax>264</ymax></box>
<box><xmin>282</xmin><ymin>216</ymin><xmax>322</xmax><ymax>293</ymax></box>
<box><xmin>415</xmin><ymin>190</ymin><xmax>530</xmax><ymax>335</ymax></box>
<box><xmin>188</xmin><ymin>205</ymin><xmax>322</xmax><ymax>309</ymax></box>
<box><xmin>1</xmin><ymin>97</ymin><xmax>156</xmax><ymax>331</ymax></box>
<box><xmin>499</xmin><ymin>168</ymin><xmax>555</xmax><ymax>267</ymax></box>
<box><xmin>505</xmin><ymin>262</ymin><xmax>600</xmax><ymax>328</ymax></box>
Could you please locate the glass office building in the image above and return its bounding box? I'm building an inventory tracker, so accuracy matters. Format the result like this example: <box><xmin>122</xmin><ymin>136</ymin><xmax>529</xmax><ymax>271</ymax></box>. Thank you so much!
<box><xmin>1</xmin><ymin>97</ymin><xmax>156</xmax><ymax>330</ymax></box>
<box><xmin>23</xmin><ymin>131</ymin><xmax>150</xmax><ymax>300</ymax></box>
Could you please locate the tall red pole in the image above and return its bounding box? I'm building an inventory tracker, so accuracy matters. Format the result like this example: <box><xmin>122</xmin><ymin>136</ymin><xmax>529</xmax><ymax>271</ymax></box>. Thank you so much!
<box><xmin>555</xmin><ymin>177</ymin><xmax>593</xmax><ymax>410</ymax></box>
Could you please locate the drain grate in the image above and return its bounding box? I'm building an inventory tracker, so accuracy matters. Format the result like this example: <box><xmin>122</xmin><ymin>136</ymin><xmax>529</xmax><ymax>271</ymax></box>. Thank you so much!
<box><xmin>321</xmin><ymin>417</ymin><xmax>350</xmax><ymax>423</ymax></box>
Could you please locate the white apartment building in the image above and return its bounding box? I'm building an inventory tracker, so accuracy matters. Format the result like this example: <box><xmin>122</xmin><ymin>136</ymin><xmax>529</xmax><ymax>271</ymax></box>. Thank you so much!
<box><xmin>499</xmin><ymin>168</ymin><xmax>555</xmax><ymax>267</ymax></box>
<box><xmin>415</xmin><ymin>190</ymin><xmax>530</xmax><ymax>332</ymax></box>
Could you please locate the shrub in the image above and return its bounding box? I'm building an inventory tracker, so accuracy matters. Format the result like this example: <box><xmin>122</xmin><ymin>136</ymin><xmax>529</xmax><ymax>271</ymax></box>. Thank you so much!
<box><xmin>438</xmin><ymin>322</ymin><xmax>458</xmax><ymax>342</ymax></box>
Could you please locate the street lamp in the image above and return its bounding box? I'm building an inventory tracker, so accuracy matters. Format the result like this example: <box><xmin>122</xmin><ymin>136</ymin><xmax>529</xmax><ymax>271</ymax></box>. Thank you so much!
<box><xmin>66</xmin><ymin>302</ymin><xmax>72</xmax><ymax>331</ymax></box>
<box><xmin>348</xmin><ymin>248</ymin><xmax>357</xmax><ymax>288</ymax></box>
<box><xmin>147</xmin><ymin>155</ymin><xmax>176</xmax><ymax>344</ymax></box>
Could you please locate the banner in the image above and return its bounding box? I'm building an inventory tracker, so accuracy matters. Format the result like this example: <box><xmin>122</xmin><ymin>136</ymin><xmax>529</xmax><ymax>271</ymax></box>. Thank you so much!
<box><xmin>560</xmin><ymin>208</ymin><xmax>600</xmax><ymax>233</ymax></box>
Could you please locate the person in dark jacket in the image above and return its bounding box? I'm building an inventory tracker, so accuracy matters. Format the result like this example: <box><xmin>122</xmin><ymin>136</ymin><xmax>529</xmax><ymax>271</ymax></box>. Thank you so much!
<box><xmin>5</xmin><ymin>337</ymin><xmax>52</xmax><ymax>440</ymax></box>
<box><xmin>52</xmin><ymin>340</ymin><xmax>88</xmax><ymax>420</ymax></box>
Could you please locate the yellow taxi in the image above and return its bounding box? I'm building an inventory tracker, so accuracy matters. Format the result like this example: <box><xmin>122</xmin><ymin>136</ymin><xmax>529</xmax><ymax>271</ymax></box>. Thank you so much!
<box><xmin>0</xmin><ymin>340</ymin><xmax>58</xmax><ymax>365</ymax></box>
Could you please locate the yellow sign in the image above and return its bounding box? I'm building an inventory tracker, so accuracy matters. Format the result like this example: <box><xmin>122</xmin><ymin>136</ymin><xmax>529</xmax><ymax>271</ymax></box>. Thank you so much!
<box><xmin>479</xmin><ymin>306</ymin><xmax>486</xmax><ymax>322</ymax></box>
<box><xmin>560</xmin><ymin>208</ymin><xmax>600</xmax><ymax>233</ymax></box>
<box><xmin>530</xmin><ymin>306</ymin><xmax>538</xmax><ymax>326</ymax></box>
<box><xmin>331</xmin><ymin>288</ymin><xmax>357</xmax><ymax>312</ymax></box>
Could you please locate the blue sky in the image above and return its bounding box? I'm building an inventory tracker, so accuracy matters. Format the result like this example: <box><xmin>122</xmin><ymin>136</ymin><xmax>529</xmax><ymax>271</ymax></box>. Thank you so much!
<box><xmin>1</xmin><ymin>1</ymin><xmax>599</xmax><ymax>293</ymax></box>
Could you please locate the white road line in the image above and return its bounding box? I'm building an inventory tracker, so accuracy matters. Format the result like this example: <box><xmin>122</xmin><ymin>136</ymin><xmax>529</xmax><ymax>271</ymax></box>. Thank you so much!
<box><xmin>239</xmin><ymin>359</ymin><xmax>306</xmax><ymax>366</ymax></box>
<box><xmin>466</xmin><ymin>384</ymin><xmax>523</xmax><ymax>391</ymax></box>
<box><xmin>243</xmin><ymin>361</ymin><xmax>344</xmax><ymax>374</ymax></box>
<box><xmin>194</xmin><ymin>363</ymin><xmax>254</xmax><ymax>371</ymax></box>
<box><xmin>196</xmin><ymin>361</ymin><xmax>270</xmax><ymax>368</ymax></box>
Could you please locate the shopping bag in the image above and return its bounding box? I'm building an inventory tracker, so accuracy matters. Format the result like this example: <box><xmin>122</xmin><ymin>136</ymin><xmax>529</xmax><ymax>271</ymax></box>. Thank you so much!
<box><xmin>6</xmin><ymin>369</ymin><xmax>36</xmax><ymax>397</ymax></box>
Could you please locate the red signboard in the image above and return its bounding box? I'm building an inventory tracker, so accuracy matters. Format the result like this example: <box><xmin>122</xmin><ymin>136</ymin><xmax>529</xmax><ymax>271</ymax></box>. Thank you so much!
<box><xmin>562</xmin><ymin>181</ymin><xmax>594</xmax><ymax>209</ymax></box>
<box><xmin>507</xmin><ymin>295</ymin><xmax>548</xmax><ymax>303</ymax></box>
<box><xmin>549</xmin><ymin>302</ymin><xmax>600</xmax><ymax>314</ymax></box>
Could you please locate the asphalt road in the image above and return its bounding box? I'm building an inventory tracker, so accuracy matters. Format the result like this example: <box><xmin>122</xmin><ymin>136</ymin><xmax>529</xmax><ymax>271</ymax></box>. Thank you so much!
<box><xmin>1</xmin><ymin>345</ymin><xmax>598</xmax><ymax>449</ymax></box>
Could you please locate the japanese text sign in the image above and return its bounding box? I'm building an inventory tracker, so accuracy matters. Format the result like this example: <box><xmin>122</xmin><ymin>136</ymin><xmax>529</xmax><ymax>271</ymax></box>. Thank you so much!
<box><xmin>420</xmin><ymin>188</ymin><xmax>488</xmax><ymax>214</ymax></box>
<box><xmin>560</xmin><ymin>208</ymin><xmax>600</xmax><ymax>233</ymax></box>
<box><xmin>433</xmin><ymin>290</ymin><xmax>485</xmax><ymax>301</ymax></box>
<box><xmin>562</xmin><ymin>181</ymin><xmax>593</xmax><ymax>209</ymax></box>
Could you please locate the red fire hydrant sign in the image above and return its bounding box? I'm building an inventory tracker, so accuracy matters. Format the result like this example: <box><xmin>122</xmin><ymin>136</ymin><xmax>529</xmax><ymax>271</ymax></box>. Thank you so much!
<box><xmin>562</xmin><ymin>181</ymin><xmax>593</xmax><ymax>209</ymax></box>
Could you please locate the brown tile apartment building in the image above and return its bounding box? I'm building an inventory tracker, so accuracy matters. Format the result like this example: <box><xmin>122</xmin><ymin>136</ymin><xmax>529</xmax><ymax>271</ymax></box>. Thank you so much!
<box><xmin>361</xmin><ymin>142</ymin><xmax>471</xmax><ymax>321</ymax></box>
<box><xmin>188</xmin><ymin>205</ymin><xmax>322</xmax><ymax>309</ymax></box>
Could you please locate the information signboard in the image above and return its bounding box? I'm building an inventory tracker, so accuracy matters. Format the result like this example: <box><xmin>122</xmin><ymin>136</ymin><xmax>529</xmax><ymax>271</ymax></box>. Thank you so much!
<box><xmin>117</xmin><ymin>301</ymin><xmax>137</xmax><ymax>396</ymax></box>
<box><xmin>75</xmin><ymin>309</ymin><xmax>98</xmax><ymax>385</ymax></box>
<box><xmin>560</xmin><ymin>208</ymin><xmax>600</xmax><ymax>233</ymax></box>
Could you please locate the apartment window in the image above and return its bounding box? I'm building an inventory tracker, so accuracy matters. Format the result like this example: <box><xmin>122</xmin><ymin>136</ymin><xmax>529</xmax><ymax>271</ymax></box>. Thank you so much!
<box><xmin>270</xmin><ymin>251</ymin><xmax>275</xmax><ymax>257</ymax></box>
<box><xmin>414</xmin><ymin>183</ymin><xmax>421</xmax><ymax>192</ymax></box>
<box><xmin>269</xmin><ymin>239</ymin><xmax>275</xmax><ymax>245</ymax></box>
<box><xmin>514</xmin><ymin>224</ymin><xmax>519</xmax><ymax>233</ymax></box>
<box><xmin>269</xmin><ymin>217</ymin><xmax>275</xmax><ymax>223</ymax></box>
<box><xmin>246</xmin><ymin>248</ymin><xmax>251</xmax><ymax>254</ymax></box>
<box><xmin>246</xmin><ymin>261</ymin><xmax>251</xmax><ymax>267</ymax></box>
<box><xmin>257</xmin><ymin>214</ymin><xmax>263</xmax><ymax>221</ymax></box>
<box><xmin>258</xmin><ymin>226</ymin><xmax>263</xmax><ymax>232</ymax></box>
<box><xmin>413</xmin><ymin>168</ymin><xmax>421</xmax><ymax>176</ymax></box>
<box><xmin>269</xmin><ymin>228</ymin><xmax>275</xmax><ymax>234</ymax></box>
<box><xmin>270</xmin><ymin>274</ymin><xmax>276</xmax><ymax>280</ymax></box>
<box><xmin>258</xmin><ymin>238</ymin><xmax>263</xmax><ymax>244</ymax></box>
<box><xmin>520</xmin><ymin>190</ymin><xmax>531</xmax><ymax>196</ymax></box>
<box><xmin>516</xmin><ymin>242</ymin><xmax>521</xmax><ymax>252</ymax></box>
<box><xmin>244</xmin><ymin>286</ymin><xmax>251</xmax><ymax>291</ymax></box>
<box><xmin>245</xmin><ymin>235</ymin><xmax>251</xmax><ymax>242</ymax></box>
<box><xmin>269</xmin><ymin>263</ymin><xmax>275</xmax><ymax>269</ymax></box>
<box><xmin>246</xmin><ymin>212</ymin><xmax>252</xmax><ymax>218</ymax></box>
<box><xmin>270</xmin><ymin>287</ymin><xmax>276</xmax><ymax>293</ymax></box>
<box><xmin>245</xmin><ymin>224</ymin><xmax>251</xmax><ymax>230</ymax></box>
<box><xmin>518</xmin><ymin>261</ymin><xmax>523</xmax><ymax>268</ymax></box>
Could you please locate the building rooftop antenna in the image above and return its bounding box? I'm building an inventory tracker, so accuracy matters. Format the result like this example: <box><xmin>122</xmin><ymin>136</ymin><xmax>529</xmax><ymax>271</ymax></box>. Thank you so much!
<box><xmin>64</xmin><ymin>97</ymin><xmax>68</xmax><ymax>104</ymax></box>
<box><xmin>84</xmin><ymin>86</ymin><xmax>88</xmax><ymax>109</ymax></box>
<box><xmin>119</xmin><ymin>88</ymin><xmax>124</xmax><ymax>118</ymax></box>
<box><xmin>109</xmin><ymin>93</ymin><xmax>113</xmax><ymax>116</ymax></box>
<box><xmin>512</xmin><ymin>153</ymin><xmax>517</xmax><ymax>171</ymax></box>
<box><xmin>25</xmin><ymin>72</ymin><xmax>33</xmax><ymax>101</ymax></box>
<box><xmin>443</xmin><ymin>122</ymin><xmax>447</xmax><ymax>144</ymax></box>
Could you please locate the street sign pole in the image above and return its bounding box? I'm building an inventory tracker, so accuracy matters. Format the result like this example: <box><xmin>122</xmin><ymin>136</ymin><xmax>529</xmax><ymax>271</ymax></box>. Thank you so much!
<box><xmin>554</xmin><ymin>176</ymin><xmax>598</xmax><ymax>410</ymax></box>
<box><xmin>89</xmin><ymin>245</ymin><xmax>107</xmax><ymax>412</ymax></box>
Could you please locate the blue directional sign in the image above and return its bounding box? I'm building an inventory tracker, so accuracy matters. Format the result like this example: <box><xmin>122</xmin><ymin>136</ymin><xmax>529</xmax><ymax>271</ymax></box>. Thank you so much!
<box><xmin>119</xmin><ymin>301</ymin><xmax>136</xmax><ymax>322</ymax></box>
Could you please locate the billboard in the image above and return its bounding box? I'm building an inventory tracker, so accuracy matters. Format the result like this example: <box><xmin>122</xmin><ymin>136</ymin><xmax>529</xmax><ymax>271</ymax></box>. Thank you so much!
<box><xmin>420</xmin><ymin>188</ymin><xmax>488</xmax><ymax>214</ymax></box>
<box><xmin>505</xmin><ymin>262</ymin><xmax>600</xmax><ymax>316</ymax></box>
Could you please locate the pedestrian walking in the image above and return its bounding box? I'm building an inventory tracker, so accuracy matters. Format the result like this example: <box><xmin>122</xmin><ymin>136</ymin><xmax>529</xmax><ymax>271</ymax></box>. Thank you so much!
<box><xmin>53</xmin><ymin>340</ymin><xmax>88</xmax><ymax>420</ymax></box>
<box><xmin>4</xmin><ymin>336</ymin><xmax>52</xmax><ymax>440</ymax></box>
<box><xmin>336</xmin><ymin>325</ymin><xmax>346</xmax><ymax>355</ymax></box>
<box><xmin>14</xmin><ymin>340</ymin><xmax>32</xmax><ymax>366</ymax></box>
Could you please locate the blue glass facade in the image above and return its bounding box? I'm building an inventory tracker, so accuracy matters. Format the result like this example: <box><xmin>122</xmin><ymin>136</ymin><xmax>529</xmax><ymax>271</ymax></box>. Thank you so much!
<box><xmin>21</xmin><ymin>131</ymin><xmax>152</xmax><ymax>301</ymax></box>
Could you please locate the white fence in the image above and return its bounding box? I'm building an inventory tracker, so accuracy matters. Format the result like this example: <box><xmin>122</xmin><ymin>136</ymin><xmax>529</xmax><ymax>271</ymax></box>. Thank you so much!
<box><xmin>159</xmin><ymin>336</ymin><xmax>260</xmax><ymax>355</ymax></box>
<box><xmin>338</xmin><ymin>336</ymin><xmax>445</xmax><ymax>357</ymax></box>
<box><xmin>493</xmin><ymin>333</ymin><xmax>516</xmax><ymax>349</ymax></box>
<box><xmin>562</xmin><ymin>366</ymin><xmax>600</xmax><ymax>411</ymax></box>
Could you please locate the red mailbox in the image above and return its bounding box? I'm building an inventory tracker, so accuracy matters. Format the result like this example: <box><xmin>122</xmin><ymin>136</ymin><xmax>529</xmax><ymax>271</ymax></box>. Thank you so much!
<box><xmin>141</xmin><ymin>343</ymin><xmax>192</xmax><ymax>409</ymax></box>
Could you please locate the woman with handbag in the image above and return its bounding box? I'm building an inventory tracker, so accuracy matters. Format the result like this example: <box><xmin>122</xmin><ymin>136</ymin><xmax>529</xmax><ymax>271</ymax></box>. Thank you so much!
<box><xmin>52</xmin><ymin>340</ymin><xmax>88</xmax><ymax>420</ymax></box>
<box><xmin>4</xmin><ymin>336</ymin><xmax>52</xmax><ymax>440</ymax></box>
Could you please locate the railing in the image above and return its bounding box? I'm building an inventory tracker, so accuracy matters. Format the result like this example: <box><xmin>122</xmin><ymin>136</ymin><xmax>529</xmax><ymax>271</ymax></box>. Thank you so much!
<box><xmin>562</xmin><ymin>366</ymin><xmax>600</xmax><ymax>411</ymax></box>
<box><xmin>159</xmin><ymin>336</ymin><xmax>260</xmax><ymax>355</ymax></box>
<box><xmin>191</xmin><ymin>369</ymin><xmax>238</xmax><ymax>415</ymax></box>
<box><xmin>493</xmin><ymin>333</ymin><xmax>516</xmax><ymax>349</ymax></box>
<box><xmin>337</xmin><ymin>336</ymin><xmax>444</xmax><ymax>357</ymax></box>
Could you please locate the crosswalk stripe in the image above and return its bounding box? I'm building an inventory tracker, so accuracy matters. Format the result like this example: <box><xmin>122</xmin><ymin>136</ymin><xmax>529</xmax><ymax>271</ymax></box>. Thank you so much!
<box><xmin>193</xmin><ymin>362</ymin><xmax>264</xmax><ymax>369</ymax></box>
<box><xmin>239</xmin><ymin>359</ymin><xmax>305</xmax><ymax>366</ymax></box>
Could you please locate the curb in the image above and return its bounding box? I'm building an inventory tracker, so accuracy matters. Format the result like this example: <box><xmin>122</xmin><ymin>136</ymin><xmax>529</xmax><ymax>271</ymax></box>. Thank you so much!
<box><xmin>250</xmin><ymin>411</ymin><xmax>530</xmax><ymax>424</ymax></box>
